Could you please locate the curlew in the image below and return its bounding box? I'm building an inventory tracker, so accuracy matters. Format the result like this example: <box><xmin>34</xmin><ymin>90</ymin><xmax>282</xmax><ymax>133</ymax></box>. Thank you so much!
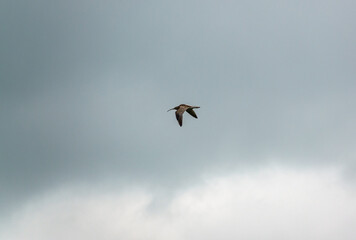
<box><xmin>167</xmin><ymin>104</ymin><xmax>200</xmax><ymax>127</ymax></box>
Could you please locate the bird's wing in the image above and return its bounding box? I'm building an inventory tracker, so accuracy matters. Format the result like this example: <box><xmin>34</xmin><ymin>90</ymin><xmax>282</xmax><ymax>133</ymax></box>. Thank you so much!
<box><xmin>186</xmin><ymin>108</ymin><xmax>198</xmax><ymax>118</ymax></box>
<box><xmin>175</xmin><ymin>108</ymin><xmax>185</xmax><ymax>126</ymax></box>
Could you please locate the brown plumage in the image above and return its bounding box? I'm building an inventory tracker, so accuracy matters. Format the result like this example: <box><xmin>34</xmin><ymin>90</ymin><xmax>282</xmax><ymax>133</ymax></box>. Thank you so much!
<box><xmin>167</xmin><ymin>104</ymin><xmax>200</xmax><ymax>127</ymax></box>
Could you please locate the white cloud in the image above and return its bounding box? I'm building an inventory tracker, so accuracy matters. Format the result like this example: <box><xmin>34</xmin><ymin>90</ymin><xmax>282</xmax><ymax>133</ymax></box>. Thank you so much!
<box><xmin>2</xmin><ymin>167</ymin><xmax>356</xmax><ymax>240</ymax></box>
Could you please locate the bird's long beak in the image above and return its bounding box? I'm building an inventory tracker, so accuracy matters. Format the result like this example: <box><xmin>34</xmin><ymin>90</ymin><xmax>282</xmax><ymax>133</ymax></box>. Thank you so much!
<box><xmin>167</xmin><ymin>108</ymin><xmax>175</xmax><ymax>112</ymax></box>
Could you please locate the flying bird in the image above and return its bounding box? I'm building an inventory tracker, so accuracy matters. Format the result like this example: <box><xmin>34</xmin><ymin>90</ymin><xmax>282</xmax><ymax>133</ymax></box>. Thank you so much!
<box><xmin>167</xmin><ymin>104</ymin><xmax>200</xmax><ymax>127</ymax></box>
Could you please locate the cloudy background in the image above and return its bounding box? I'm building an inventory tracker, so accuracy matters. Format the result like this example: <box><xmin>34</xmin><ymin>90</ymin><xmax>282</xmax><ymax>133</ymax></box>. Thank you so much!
<box><xmin>1</xmin><ymin>0</ymin><xmax>356</xmax><ymax>239</ymax></box>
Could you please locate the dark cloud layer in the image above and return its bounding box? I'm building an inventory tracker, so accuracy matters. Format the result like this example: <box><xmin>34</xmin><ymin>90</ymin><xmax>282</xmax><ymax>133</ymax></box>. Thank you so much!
<box><xmin>1</xmin><ymin>0</ymin><xmax>356</xmax><ymax>216</ymax></box>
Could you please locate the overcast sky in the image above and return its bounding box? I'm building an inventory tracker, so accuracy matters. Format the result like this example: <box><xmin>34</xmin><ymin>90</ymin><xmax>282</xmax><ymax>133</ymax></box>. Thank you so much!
<box><xmin>1</xmin><ymin>1</ymin><xmax>356</xmax><ymax>239</ymax></box>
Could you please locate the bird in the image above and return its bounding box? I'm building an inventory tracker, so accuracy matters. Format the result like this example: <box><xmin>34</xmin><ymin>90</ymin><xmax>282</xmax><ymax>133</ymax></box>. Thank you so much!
<box><xmin>167</xmin><ymin>104</ymin><xmax>200</xmax><ymax>127</ymax></box>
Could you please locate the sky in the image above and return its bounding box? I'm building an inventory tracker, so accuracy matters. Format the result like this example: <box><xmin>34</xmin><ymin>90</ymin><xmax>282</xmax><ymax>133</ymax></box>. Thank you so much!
<box><xmin>1</xmin><ymin>0</ymin><xmax>356</xmax><ymax>239</ymax></box>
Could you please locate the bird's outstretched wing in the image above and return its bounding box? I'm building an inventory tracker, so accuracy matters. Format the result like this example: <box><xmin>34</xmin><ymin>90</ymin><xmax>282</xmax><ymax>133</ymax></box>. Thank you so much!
<box><xmin>186</xmin><ymin>108</ymin><xmax>198</xmax><ymax>118</ymax></box>
<box><xmin>175</xmin><ymin>108</ymin><xmax>185</xmax><ymax>126</ymax></box>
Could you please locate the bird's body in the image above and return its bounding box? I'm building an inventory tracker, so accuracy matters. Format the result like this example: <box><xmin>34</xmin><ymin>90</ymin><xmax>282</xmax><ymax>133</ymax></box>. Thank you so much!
<box><xmin>168</xmin><ymin>104</ymin><xmax>200</xmax><ymax>126</ymax></box>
